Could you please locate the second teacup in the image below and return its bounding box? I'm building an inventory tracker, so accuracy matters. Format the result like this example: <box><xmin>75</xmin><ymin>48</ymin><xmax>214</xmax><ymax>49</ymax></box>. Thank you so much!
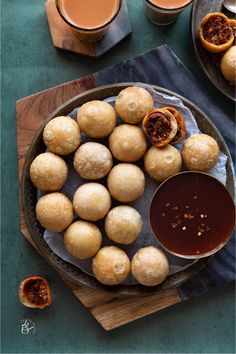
<box><xmin>144</xmin><ymin>0</ymin><xmax>193</xmax><ymax>25</ymax></box>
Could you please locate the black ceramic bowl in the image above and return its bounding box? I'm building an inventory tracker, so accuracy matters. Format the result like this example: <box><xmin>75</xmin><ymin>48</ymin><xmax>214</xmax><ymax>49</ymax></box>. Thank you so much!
<box><xmin>150</xmin><ymin>171</ymin><xmax>235</xmax><ymax>259</ymax></box>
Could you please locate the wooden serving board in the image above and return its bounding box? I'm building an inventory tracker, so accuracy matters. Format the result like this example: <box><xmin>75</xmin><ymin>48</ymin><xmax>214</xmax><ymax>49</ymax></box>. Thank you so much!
<box><xmin>16</xmin><ymin>76</ymin><xmax>181</xmax><ymax>331</ymax></box>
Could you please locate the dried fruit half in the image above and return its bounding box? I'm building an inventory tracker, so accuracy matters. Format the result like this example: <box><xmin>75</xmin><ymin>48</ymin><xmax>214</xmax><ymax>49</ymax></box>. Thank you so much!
<box><xmin>199</xmin><ymin>12</ymin><xmax>234</xmax><ymax>53</ymax></box>
<box><xmin>161</xmin><ymin>106</ymin><xmax>186</xmax><ymax>145</ymax></box>
<box><xmin>19</xmin><ymin>276</ymin><xmax>52</xmax><ymax>309</ymax></box>
<box><xmin>142</xmin><ymin>108</ymin><xmax>177</xmax><ymax>147</ymax></box>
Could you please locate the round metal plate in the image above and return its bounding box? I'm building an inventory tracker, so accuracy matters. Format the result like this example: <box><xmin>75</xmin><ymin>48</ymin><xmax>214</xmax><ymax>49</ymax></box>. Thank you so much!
<box><xmin>21</xmin><ymin>83</ymin><xmax>235</xmax><ymax>296</ymax></box>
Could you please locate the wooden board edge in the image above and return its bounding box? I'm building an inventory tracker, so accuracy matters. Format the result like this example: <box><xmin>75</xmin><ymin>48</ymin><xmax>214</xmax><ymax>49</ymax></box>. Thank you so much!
<box><xmin>62</xmin><ymin>278</ymin><xmax>115</xmax><ymax>307</ymax></box>
<box><xmin>90</xmin><ymin>287</ymin><xmax>181</xmax><ymax>330</ymax></box>
<box><xmin>16</xmin><ymin>78</ymin><xmax>79</xmax><ymax>106</ymax></box>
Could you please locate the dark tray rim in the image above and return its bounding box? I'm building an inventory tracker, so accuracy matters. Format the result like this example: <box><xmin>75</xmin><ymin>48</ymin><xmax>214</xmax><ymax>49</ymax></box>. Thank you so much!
<box><xmin>190</xmin><ymin>1</ymin><xmax>236</xmax><ymax>102</ymax></box>
<box><xmin>21</xmin><ymin>82</ymin><xmax>235</xmax><ymax>297</ymax></box>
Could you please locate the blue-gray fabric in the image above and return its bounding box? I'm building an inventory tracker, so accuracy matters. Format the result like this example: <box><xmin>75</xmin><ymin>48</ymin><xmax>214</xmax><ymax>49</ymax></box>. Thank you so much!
<box><xmin>94</xmin><ymin>45</ymin><xmax>235</xmax><ymax>300</ymax></box>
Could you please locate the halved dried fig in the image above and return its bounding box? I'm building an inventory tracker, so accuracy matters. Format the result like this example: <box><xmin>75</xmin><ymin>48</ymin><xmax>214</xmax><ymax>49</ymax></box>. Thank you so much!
<box><xmin>142</xmin><ymin>108</ymin><xmax>177</xmax><ymax>147</ymax></box>
<box><xmin>161</xmin><ymin>106</ymin><xmax>186</xmax><ymax>145</ymax></box>
<box><xmin>19</xmin><ymin>276</ymin><xmax>52</xmax><ymax>309</ymax></box>
<box><xmin>199</xmin><ymin>13</ymin><xmax>234</xmax><ymax>53</ymax></box>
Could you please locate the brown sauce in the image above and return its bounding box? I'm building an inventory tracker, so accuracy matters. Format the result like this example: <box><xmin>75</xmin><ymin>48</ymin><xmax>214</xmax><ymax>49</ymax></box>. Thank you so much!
<box><xmin>59</xmin><ymin>0</ymin><xmax>120</xmax><ymax>29</ymax></box>
<box><xmin>149</xmin><ymin>0</ymin><xmax>191</xmax><ymax>9</ymax></box>
<box><xmin>150</xmin><ymin>172</ymin><xmax>235</xmax><ymax>256</ymax></box>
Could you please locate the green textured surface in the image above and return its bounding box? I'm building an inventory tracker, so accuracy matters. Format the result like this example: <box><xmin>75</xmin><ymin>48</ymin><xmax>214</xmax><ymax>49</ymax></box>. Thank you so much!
<box><xmin>1</xmin><ymin>0</ymin><xmax>235</xmax><ymax>353</ymax></box>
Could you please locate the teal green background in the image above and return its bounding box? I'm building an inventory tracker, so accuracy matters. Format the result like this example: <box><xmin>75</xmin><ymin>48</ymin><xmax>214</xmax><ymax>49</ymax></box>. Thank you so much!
<box><xmin>1</xmin><ymin>0</ymin><xmax>235</xmax><ymax>353</ymax></box>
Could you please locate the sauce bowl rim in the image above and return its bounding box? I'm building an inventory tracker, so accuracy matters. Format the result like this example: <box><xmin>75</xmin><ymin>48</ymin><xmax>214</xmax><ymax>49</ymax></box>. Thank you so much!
<box><xmin>149</xmin><ymin>170</ymin><xmax>235</xmax><ymax>259</ymax></box>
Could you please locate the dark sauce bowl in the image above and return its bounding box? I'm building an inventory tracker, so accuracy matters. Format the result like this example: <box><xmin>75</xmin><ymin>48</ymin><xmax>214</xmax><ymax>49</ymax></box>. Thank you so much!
<box><xmin>150</xmin><ymin>171</ymin><xmax>235</xmax><ymax>259</ymax></box>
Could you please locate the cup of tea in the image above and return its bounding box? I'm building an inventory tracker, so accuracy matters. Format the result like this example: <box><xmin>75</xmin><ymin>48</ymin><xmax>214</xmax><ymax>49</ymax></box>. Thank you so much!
<box><xmin>143</xmin><ymin>0</ymin><xmax>193</xmax><ymax>25</ymax></box>
<box><xmin>56</xmin><ymin>0</ymin><xmax>122</xmax><ymax>42</ymax></box>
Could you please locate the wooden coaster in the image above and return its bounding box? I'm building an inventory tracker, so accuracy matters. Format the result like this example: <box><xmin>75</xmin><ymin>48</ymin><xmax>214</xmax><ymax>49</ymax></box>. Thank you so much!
<box><xmin>45</xmin><ymin>0</ymin><xmax>132</xmax><ymax>57</ymax></box>
<box><xmin>16</xmin><ymin>76</ymin><xmax>181</xmax><ymax>331</ymax></box>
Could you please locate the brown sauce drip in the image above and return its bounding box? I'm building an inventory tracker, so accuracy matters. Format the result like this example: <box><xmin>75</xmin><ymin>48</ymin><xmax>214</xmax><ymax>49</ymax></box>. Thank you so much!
<box><xmin>150</xmin><ymin>173</ymin><xmax>235</xmax><ymax>256</ymax></box>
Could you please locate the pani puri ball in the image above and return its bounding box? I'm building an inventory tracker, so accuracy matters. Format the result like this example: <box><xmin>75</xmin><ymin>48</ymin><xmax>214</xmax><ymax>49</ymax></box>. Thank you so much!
<box><xmin>144</xmin><ymin>145</ymin><xmax>182</xmax><ymax>182</ymax></box>
<box><xmin>115</xmin><ymin>86</ymin><xmax>154</xmax><ymax>124</ymax></box>
<box><xmin>107</xmin><ymin>163</ymin><xmax>145</xmax><ymax>202</ymax></box>
<box><xmin>73</xmin><ymin>183</ymin><xmax>111</xmax><ymax>221</ymax></box>
<box><xmin>64</xmin><ymin>221</ymin><xmax>102</xmax><ymax>259</ymax></box>
<box><xmin>109</xmin><ymin>124</ymin><xmax>147</xmax><ymax>162</ymax></box>
<box><xmin>77</xmin><ymin>100</ymin><xmax>116</xmax><ymax>138</ymax></box>
<box><xmin>43</xmin><ymin>116</ymin><xmax>81</xmax><ymax>155</ymax></box>
<box><xmin>220</xmin><ymin>46</ymin><xmax>236</xmax><ymax>84</ymax></box>
<box><xmin>182</xmin><ymin>134</ymin><xmax>219</xmax><ymax>172</ymax></box>
<box><xmin>73</xmin><ymin>142</ymin><xmax>113</xmax><ymax>180</ymax></box>
<box><xmin>30</xmin><ymin>152</ymin><xmax>68</xmax><ymax>191</ymax></box>
<box><xmin>105</xmin><ymin>206</ymin><xmax>142</xmax><ymax>245</ymax></box>
<box><xmin>131</xmin><ymin>246</ymin><xmax>169</xmax><ymax>286</ymax></box>
<box><xmin>92</xmin><ymin>246</ymin><xmax>130</xmax><ymax>285</ymax></box>
<box><xmin>36</xmin><ymin>193</ymin><xmax>73</xmax><ymax>232</ymax></box>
